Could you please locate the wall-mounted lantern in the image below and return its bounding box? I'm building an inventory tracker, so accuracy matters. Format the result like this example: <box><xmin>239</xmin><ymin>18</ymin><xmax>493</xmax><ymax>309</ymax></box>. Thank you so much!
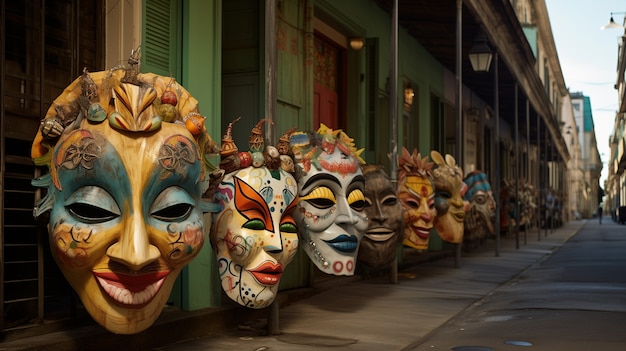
<box><xmin>349</xmin><ymin>37</ymin><xmax>365</xmax><ymax>50</ymax></box>
<box><xmin>403</xmin><ymin>83</ymin><xmax>414</xmax><ymax>111</ymax></box>
<box><xmin>468</xmin><ymin>33</ymin><xmax>493</xmax><ymax>72</ymax></box>
<box><xmin>601</xmin><ymin>12</ymin><xmax>625</xmax><ymax>30</ymax></box>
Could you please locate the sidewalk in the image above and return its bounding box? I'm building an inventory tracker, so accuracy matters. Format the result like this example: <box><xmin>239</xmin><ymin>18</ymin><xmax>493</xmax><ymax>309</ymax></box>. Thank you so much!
<box><xmin>157</xmin><ymin>220</ymin><xmax>584</xmax><ymax>351</ymax></box>
<box><xmin>0</xmin><ymin>221</ymin><xmax>584</xmax><ymax>350</ymax></box>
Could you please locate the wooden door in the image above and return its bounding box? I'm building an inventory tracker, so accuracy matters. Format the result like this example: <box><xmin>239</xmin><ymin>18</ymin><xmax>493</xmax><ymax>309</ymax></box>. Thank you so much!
<box><xmin>313</xmin><ymin>36</ymin><xmax>342</xmax><ymax>130</ymax></box>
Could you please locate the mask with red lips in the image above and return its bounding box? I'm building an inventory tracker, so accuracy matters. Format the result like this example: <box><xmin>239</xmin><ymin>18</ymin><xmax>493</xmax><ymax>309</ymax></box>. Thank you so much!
<box><xmin>290</xmin><ymin>124</ymin><xmax>368</xmax><ymax>276</ymax></box>
<box><xmin>31</xmin><ymin>59</ymin><xmax>220</xmax><ymax>334</ymax></box>
<box><xmin>397</xmin><ymin>148</ymin><xmax>436</xmax><ymax>250</ymax></box>
<box><xmin>211</xmin><ymin>121</ymin><xmax>300</xmax><ymax>309</ymax></box>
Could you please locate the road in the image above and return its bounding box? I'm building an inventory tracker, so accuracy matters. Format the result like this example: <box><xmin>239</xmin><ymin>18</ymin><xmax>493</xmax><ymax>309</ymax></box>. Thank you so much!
<box><xmin>409</xmin><ymin>217</ymin><xmax>626</xmax><ymax>351</ymax></box>
<box><xmin>145</xmin><ymin>218</ymin><xmax>626</xmax><ymax>351</ymax></box>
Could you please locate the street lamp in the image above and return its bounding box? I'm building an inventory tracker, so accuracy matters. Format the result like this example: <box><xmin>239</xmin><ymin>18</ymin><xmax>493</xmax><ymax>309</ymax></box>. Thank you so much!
<box><xmin>467</xmin><ymin>29</ymin><xmax>499</xmax><ymax>255</ymax></box>
<box><xmin>349</xmin><ymin>37</ymin><xmax>365</xmax><ymax>50</ymax></box>
<box><xmin>601</xmin><ymin>12</ymin><xmax>625</xmax><ymax>30</ymax></box>
<box><xmin>468</xmin><ymin>33</ymin><xmax>493</xmax><ymax>72</ymax></box>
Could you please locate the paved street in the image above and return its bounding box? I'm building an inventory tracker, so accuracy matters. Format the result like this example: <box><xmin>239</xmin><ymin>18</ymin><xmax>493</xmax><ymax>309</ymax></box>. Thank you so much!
<box><xmin>151</xmin><ymin>218</ymin><xmax>623</xmax><ymax>351</ymax></box>
<box><xmin>408</xmin><ymin>216</ymin><xmax>626</xmax><ymax>351</ymax></box>
<box><xmin>5</xmin><ymin>218</ymin><xmax>624</xmax><ymax>350</ymax></box>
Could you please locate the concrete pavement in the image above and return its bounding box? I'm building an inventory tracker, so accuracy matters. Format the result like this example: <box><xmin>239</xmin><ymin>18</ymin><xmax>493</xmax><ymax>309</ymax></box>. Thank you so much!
<box><xmin>408</xmin><ymin>215</ymin><xmax>626</xmax><ymax>351</ymax></box>
<box><xmin>154</xmin><ymin>221</ymin><xmax>583</xmax><ymax>350</ymax></box>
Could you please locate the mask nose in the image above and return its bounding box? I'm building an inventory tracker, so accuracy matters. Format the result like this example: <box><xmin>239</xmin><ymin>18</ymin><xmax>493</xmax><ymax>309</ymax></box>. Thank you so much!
<box><xmin>370</xmin><ymin>200</ymin><xmax>387</xmax><ymax>224</ymax></box>
<box><xmin>107</xmin><ymin>213</ymin><xmax>160</xmax><ymax>271</ymax></box>
<box><xmin>335</xmin><ymin>197</ymin><xmax>358</xmax><ymax>225</ymax></box>
<box><xmin>263</xmin><ymin>226</ymin><xmax>284</xmax><ymax>253</ymax></box>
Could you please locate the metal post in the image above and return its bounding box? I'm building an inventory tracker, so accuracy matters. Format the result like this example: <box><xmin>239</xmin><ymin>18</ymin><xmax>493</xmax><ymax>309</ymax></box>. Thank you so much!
<box><xmin>268</xmin><ymin>299</ymin><xmax>280</xmax><ymax>335</ymax></box>
<box><xmin>264</xmin><ymin>0</ymin><xmax>277</xmax><ymax>144</ymax></box>
<box><xmin>37</xmin><ymin>0</ymin><xmax>46</xmax><ymax>325</ymax></box>
<box><xmin>494</xmin><ymin>52</ymin><xmax>500</xmax><ymax>257</ymax></box>
<box><xmin>390</xmin><ymin>256</ymin><xmax>398</xmax><ymax>284</ymax></box>
<box><xmin>389</xmin><ymin>0</ymin><xmax>399</xmax><ymax>282</ymax></box>
<box><xmin>543</xmin><ymin>131</ymin><xmax>550</xmax><ymax>236</ymax></box>
<box><xmin>537</xmin><ymin>117</ymin><xmax>541</xmax><ymax>241</ymax></box>
<box><xmin>0</xmin><ymin>0</ymin><xmax>5</xmax><ymax>332</ymax></box>
<box><xmin>455</xmin><ymin>0</ymin><xmax>463</xmax><ymax>169</ymax></box>
<box><xmin>390</xmin><ymin>0</ymin><xmax>398</xmax><ymax>189</ymax></box>
<box><xmin>525</xmin><ymin>99</ymin><xmax>530</xmax><ymax>244</ymax></box>
<box><xmin>455</xmin><ymin>0</ymin><xmax>463</xmax><ymax>266</ymax></box>
<box><xmin>549</xmin><ymin>142</ymin><xmax>558</xmax><ymax>233</ymax></box>
<box><xmin>265</xmin><ymin>0</ymin><xmax>279</xmax><ymax>335</ymax></box>
<box><xmin>514</xmin><ymin>84</ymin><xmax>519</xmax><ymax>250</ymax></box>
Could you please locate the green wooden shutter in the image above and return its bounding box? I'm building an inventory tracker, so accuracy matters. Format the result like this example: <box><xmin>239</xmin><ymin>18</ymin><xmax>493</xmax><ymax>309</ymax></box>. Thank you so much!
<box><xmin>142</xmin><ymin>0</ymin><xmax>181</xmax><ymax>77</ymax></box>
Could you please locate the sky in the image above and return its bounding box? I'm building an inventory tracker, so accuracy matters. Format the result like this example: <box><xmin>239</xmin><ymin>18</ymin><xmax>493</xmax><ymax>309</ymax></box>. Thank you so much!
<box><xmin>545</xmin><ymin>0</ymin><xmax>624</xmax><ymax>186</ymax></box>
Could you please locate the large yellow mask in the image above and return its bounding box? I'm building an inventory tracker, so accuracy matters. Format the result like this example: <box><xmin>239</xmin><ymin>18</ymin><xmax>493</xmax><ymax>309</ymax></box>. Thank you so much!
<box><xmin>31</xmin><ymin>52</ymin><xmax>219</xmax><ymax>334</ymax></box>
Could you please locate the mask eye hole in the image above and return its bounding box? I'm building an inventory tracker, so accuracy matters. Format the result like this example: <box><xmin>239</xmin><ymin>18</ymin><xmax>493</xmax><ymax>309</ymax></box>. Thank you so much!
<box><xmin>152</xmin><ymin>203</ymin><xmax>192</xmax><ymax>222</ymax></box>
<box><xmin>382</xmin><ymin>195</ymin><xmax>398</xmax><ymax>206</ymax></box>
<box><xmin>474</xmin><ymin>194</ymin><xmax>487</xmax><ymax>204</ymax></box>
<box><xmin>67</xmin><ymin>203</ymin><xmax>119</xmax><ymax>223</ymax></box>
<box><xmin>243</xmin><ymin>218</ymin><xmax>266</xmax><ymax>230</ymax></box>
<box><xmin>150</xmin><ymin>186</ymin><xmax>195</xmax><ymax>222</ymax></box>
<box><xmin>306</xmin><ymin>198</ymin><xmax>335</xmax><ymax>209</ymax></box>
<box><xmin>347</xmin><ymin>189</ymin><xmax>365</xmax><ymax>211</ymax></box>
<box><xmin>405</xmin><ymin>199</ymin><xmax>420</xmax><ymax>208</ymax></box>
<box><xmin>65</xmin><ymin>186</ymin><xmax>121</xmax><ymax>224</ymax></box>
<box><xmin>280</xmin><ymin>198</ymin><xmax>298</xmax><ymax>233</ymax></box>
<box><xmin>301</xmin><ymin>186</ymin><xmax>337</xmax><ymax>209</ymax></box>
<box><xmin>279</xmin><ymin>222</ymin><xmax>297</xmax><ymax>233</ymax></box>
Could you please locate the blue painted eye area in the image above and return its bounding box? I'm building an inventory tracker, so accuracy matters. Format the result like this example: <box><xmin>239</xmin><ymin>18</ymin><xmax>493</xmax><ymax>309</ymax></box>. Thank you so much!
<box><xmin>150</xmin><ymin>186</ymin><xmax>194</xmax><ymax>222</ymax></box>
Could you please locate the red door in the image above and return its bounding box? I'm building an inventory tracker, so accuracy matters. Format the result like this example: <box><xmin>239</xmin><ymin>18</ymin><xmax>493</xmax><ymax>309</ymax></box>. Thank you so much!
<box><xmin>313</xmin><ymin>35</ymin><xmax>342</xmax><ymax>130</ymax></box>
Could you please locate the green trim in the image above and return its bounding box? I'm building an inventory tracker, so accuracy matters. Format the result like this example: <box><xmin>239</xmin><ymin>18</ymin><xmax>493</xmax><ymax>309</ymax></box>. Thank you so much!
<box><xmin>179</xmin><ymin>0</ymin><xmax>223</xmax><ymax>310</ymax></box>
<box><xmin>142</xmin><ymin>0</ymin><xmax>182</xmax><ymax>77</ymax></box>
<box><xmin>583</xmin><ymin>96</ymin><xmax>594</xmax><ymax>132</ymax></box>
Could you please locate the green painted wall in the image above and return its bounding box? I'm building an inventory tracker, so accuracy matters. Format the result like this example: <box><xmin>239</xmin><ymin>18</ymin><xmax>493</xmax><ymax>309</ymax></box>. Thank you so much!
<box><xmin>315</xmin><ymin>0</ymin><xmax>445</xmax><ymax>155</ymax></box>
<box><xmin>522</xmin><ymin>26</ymin><xmax>538</xmax><ymax>58</ymax></box>
<box><xmin>168</xmin><ymin>0</ymin><xmax>451</xmax><ymax>305</ymax></box>
<box><xmin>274</xmin><ymin>0</ymin><xmax>313</xmax><ymax>135</ymax></box>
<box><xmin>180</xmin><ymin>0</ymin><xmax>223</xmax><ymax>310</ymax></box>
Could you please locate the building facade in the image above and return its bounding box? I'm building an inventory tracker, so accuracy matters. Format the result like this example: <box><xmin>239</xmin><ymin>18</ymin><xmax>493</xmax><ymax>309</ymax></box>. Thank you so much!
<box><xmin>570</xmin><ymin>92</ymin><xmax>603</xmax><ymax>218</ymax></box>
<box><xmin>1</xmin><ymin>0</ymin><xmax>584</xmax><ymax>341</ymax></box>
<box><xmin>605</xmin><ymin>16</ymin><xmax>626</xmax><ymax>223</ymax></box>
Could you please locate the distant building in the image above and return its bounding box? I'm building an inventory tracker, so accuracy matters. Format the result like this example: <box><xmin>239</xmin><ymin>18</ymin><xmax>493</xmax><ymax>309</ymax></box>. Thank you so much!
<box><xmin>571</xmin><ymin>92</ymin><xmax>603</xmax><ymax>218</ymax></box>
<box><xmin>606</xmin><ymin>22</ymin><xmax>626</xmax><ymax>222</ymax></box>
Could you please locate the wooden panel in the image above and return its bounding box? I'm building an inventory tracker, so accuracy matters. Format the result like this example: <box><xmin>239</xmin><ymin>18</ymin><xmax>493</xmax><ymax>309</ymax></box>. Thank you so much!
<box><xmin>276</xmin><ymin>100</ymin><xmax>303</xmax><ymax>133</ymax></box>
<box><xmin>1</xmin><ymin>0</ymin><xmax>103</xmax><ymax>332</ymax></box>
<box><xmin>276</xmin><ymin>0</ymin><xmax>305</xmax><ymax>112</ymax></box>
<box><xmin>143</xmin><ymin>0</ymin><xmax>180</xmax><ymax>77</ymax></box>
<box><xmin>222</xmin><ymin>0</ymin><xmax>259</xmax><ymax>74</ymax></box>
<box><xmin>314</xmin><ymin>81</ymin><xmax>338</xmax><ymax>129</ymax></box>
<box><xmin>222</xmin><ymin>73</ymin><xmax>259</xmax><ymax>147</ymax></box>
